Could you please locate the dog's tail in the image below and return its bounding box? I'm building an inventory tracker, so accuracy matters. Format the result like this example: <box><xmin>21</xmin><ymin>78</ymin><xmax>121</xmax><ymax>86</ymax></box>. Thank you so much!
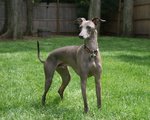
<box><xmin>37</xmin><ymin>41</ymin><xmax>45</xmax><ymax>63</ymax></box>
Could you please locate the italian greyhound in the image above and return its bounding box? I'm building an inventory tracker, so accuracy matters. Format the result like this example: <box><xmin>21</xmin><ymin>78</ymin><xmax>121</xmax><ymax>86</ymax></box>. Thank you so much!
<box><xmin>37</xmin><ymin>18</ymin><xmax>105</xmax><ymax>113</ymax></box>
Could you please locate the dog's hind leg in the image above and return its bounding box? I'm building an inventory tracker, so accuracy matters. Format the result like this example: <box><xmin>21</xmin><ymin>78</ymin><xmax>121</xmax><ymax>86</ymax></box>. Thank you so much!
<box><xmin>42</xmin><ymin>61</ymin><xmax>57</xmax><ymax>105</ymax></box>
<box><xmin>56</xmin><ymin>65</ymin><xmax>71</xmax><ymax>99</ymax></box>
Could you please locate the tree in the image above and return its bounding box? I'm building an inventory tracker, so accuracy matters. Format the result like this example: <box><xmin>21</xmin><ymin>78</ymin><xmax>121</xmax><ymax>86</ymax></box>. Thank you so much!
<box><xmin>0</xmin><ymin>0</ymin><xmax>24</xmax><ymax>39</ymax></box>
<box><xmin>25</xmin><ymin>0</ymin><xmax>33</xmax><ymax>35</ymax></box>
<box><xmin>0</xmin><ymin>0</ymin><xmax>8</xmax><ymax>34</ymax></box>
<box><xmin>88</xmin><ymin>0</ymin><xmax>101</xmax><ymax>19</ymax></box>
<box><xmin>122</xmin><ymin>0</ymin><xmax>133</xmax><ymax>36</ymax></box>
<box><xmin>75</xmin><ymin>0</ymin><xmax>89</xmax><ymax>18</ymax></box>
<box><xmin>101</xmin><ymin>0</ymin><xmax>119</xmax><ymax>20</ymax></box>
<box><xmin>88</xmin><ymin>0</ymin><xmax>101</xmax><ymax>32</ymax></box>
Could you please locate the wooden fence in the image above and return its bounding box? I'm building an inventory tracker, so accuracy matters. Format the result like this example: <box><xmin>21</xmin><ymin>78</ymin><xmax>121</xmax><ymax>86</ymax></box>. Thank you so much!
<box><xmin>33</xmin><ymin>3</ymin><xmax>77</xmax><ymax>34</ymax></box>
<box><xmin>0</xmin><ymin>2</ymin><xmax>77</xmax><ymax>35</ymax></box>
<box><xmin>103</xmin><ymin>0</ymin><xmax>150</xmax><ymax>37</ymax></box>
<box><xmin>0</xmin><ymin>1</ymin><xmax>150</xmax><ymax>37</ymax></box>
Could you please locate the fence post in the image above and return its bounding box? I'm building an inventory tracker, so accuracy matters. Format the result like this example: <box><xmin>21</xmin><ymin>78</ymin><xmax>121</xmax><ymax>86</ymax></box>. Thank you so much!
<box><xmin>56</xmin><ymin>0</ymin><xmax>60</xmax><ymax>34</ymax></box>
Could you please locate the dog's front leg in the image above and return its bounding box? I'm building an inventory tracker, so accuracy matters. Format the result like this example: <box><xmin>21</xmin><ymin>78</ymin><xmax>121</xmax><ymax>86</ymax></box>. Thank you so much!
<box><xmin>80</xmin><ymin>75</ymin><xmax>88</xmax><ymax>113</ymax></box>
<box><xmin>95</xmin><ymin>75</ymin><xmax>101</xmax><ymax>109</ymax></box>
<box><xmin>94</xmin><ymin>65</ymin><xmax>102</xmax><ymax>109</ymax></box>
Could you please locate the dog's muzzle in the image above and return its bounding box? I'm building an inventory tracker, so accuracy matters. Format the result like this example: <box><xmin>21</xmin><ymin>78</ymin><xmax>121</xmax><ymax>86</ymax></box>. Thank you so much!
<box><xmin>79</xmin><ymin>35</ymin><xmax>84</xmax><ymax>39</ymax></box>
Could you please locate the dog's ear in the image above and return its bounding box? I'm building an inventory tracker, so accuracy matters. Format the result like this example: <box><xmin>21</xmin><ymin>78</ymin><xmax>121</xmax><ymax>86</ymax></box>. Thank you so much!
<box><xmin>92</xmin><ymin>18</ymin><xmax>106</xmax><ymax>25</ymax></box>
<box><xmin>75</xmin><ymin>18</ymin><xmax>86</xmax><ymax>25</ymax></box>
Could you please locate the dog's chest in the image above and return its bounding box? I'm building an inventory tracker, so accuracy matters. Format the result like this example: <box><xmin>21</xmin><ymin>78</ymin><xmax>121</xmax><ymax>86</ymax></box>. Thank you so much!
<box><xmin>88</xmin><ymin>57</ymin><xmax>97</xmax><ymax>70</ymax></box>
<box><xmin>87</xmin><ymin>60</ymin><xmax>98</xmax><ymax>76</ymax></box>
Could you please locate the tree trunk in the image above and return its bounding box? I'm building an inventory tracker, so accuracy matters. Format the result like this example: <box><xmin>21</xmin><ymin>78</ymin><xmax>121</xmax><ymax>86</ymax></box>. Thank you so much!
<box><xmin>88</xmin><ymin>0</ymin><xmax>101</xmax><ymax>32</ymax></box>
<box><xmin>88</xmin><ymin>0</ymin><xmax>101</xmax><ymax>19</ymax></box>
<box><xmin>25</xmin><ymin>0</ymin><xmax>33</xmax><ymax>36</ymax></box>
<box><xmin>0</xmin><ymin>0</ymin><xmax>9</xmax><ymax>34</ymax></box>
<box><xmin>122</xmin><ymin>0</ymin><xmax>133</xmax><ymax>36</ymax></box>
<box><xmin>117</xmin><ymin>0</ymin><xmax>122</xmax><ymax>36</ymax></box>
<box><xmin>0</xmin><ymin>0</ymin><xmax>23</xmax><ymax>39</ymax></box>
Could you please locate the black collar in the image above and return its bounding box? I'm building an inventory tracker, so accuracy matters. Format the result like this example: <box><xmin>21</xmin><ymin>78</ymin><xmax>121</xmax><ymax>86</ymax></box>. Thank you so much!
<box><xmin>84</xmin><ymin>45</ymin><xmax>98</xmax><ymax>57</ymax></box>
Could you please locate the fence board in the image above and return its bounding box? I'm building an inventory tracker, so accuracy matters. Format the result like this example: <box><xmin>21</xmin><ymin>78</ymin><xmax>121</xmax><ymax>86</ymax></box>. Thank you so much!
<box><xmin>134</xmin><ymin>0</ymin><xmax>150</xmax><ymax>5</ymax></box>
<box><xmin>134</xmin><ymin>5</ymin><xmax>150</xmax><ymax>20</ymax></box>
<box><xmin>133</xmin><ymin>0</ymin><xmax>150</xmax><ymax>37</ymax></box>
<box><xmin>134</xmin><ymin>21</ymin><xmax>150</xmax><ymax>35</ymax></box>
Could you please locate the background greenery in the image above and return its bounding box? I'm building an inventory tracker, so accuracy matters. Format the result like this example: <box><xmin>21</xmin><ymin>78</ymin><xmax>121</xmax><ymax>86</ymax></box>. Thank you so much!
<box><xmin>36</xmin><ymin>0</ymin><xmax>119</xmax><ymax>19</ymax></box>
<box><xmin>0</xmin><ymin>37</ymin><xmax>150</xmax><ymax>120</ymax></box>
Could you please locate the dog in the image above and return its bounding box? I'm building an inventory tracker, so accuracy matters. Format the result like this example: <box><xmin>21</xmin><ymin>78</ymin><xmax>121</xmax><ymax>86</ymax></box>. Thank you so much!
<box><xmin>37</xmin><ymin>17</ymin><xmax>104</xmax><ymax>113</ymax></box>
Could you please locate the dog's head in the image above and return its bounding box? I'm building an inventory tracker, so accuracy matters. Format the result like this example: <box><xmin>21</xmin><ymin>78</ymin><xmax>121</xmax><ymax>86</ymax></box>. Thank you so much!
<box><xmin>76</xmin><ymin>18</ymin><xmax>105</xmax><ymax>39</ymax></box>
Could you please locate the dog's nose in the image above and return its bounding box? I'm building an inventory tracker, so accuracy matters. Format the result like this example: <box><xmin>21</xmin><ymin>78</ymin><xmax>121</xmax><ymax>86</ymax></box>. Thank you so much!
<box><xmin>79</xmin><ymin>35</ymin><xmax>84</xmax><ymax>39</ymax></box>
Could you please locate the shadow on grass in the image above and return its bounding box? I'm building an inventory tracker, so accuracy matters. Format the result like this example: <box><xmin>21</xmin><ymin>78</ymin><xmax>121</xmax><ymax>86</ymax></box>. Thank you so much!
<box><xmin>0</xmin><ymin>41</ymin><xmax>48</xmax><ymax>53</ymax></box>
<box><xmin>1</xmin><ymin>96</ymin><xmax>81</xmax><ymax>119</ymax></box>
<box><xmin>30</xmin><ymin>96</ymin><xmax>82</xmax><ymax>119</ymax></box>
<box><xmin>0</xmin><ymin>37</ymin><xmax>150</xmax><ymax>54</ymax></box>
<box><xmin>100</xmin><ymin>38</ymin><xmax>150</xmax><ymax>53</ymax></box>
<box><xmin>115</xmin><ymin>54</ymin><xmax>150</xmax><ymax>66</ymax></box>
<box><xmin>0</xmin><ymin>37</ymin><xmax>81</xmax><ymax>53</ymax></box>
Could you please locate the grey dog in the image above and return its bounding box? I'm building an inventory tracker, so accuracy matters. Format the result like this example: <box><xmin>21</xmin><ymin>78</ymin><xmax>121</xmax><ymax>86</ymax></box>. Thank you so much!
<box><xmin>37</xmin><ymin>17</ymin><xmax>104</xmax><ymax>113</ymax></box>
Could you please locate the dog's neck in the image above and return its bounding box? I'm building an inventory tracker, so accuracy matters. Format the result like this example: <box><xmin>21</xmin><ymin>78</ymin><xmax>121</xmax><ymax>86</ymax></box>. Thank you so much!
<box><xmin>84</xmin><ymin>30</ymin><xmax>98</xmax><ymax>51</ymax></box>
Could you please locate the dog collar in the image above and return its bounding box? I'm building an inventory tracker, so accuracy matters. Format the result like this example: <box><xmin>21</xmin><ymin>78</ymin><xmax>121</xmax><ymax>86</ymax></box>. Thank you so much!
<box><xmin>84</xmin><ymin>45</ymin><xmax>98</xmax><ymax>58</ymax></box>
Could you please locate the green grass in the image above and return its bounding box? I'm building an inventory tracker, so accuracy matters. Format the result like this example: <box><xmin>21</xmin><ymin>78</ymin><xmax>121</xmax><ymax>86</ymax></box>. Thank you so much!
<box><xmin>0</xmin><ymin>36</ymin><xmax>150</xmax><ymax>120</ymax></box>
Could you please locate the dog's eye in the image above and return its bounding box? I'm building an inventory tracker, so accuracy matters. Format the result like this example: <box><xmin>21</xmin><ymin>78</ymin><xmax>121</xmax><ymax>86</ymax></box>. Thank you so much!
<box><xmin>79</xmin><ymin>26</ymin><xmax>82</xmax><ymax>30</ymax></box>
<box><xmin>86</xmin><ymin>26</ymin><xmax>91</xmax><ymax>30</ymax></box>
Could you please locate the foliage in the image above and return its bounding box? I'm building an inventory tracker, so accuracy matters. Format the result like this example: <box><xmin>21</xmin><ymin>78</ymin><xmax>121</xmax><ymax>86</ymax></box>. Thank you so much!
<box><xmin>75</xmin><ymin>0</ymin><xmax>90</xmax><ymax>18</ymax></box>
<box><xmin>38</xmin><ymin>0</ymin><xmax>76</xmax><ymax>3</ymax></box>
<box><xmin>0</xmin><ymin>37</ymin><xmax>150</xmax><ymax>119</ymax></box>
<box><xmin>33</xmin><ymin>0</ymin><xmax>119</xmax><ymax>19</ymax></box>
<box><xmin>101</xmin><ymin>0</ymin><xmax>119</xmax><ymax>19</ymax></box>
<box><xmin>75</xmin><ymin>0</ymin><xmax>119</xmax><ymax>19</ymax></box>
<box><xmin>33</xmin><ymin>0</ymin><xmax>89</xmax><ymax>18</ymax></box>
<box><xmin>33</xmin><ymin>0</ymin><xmax>41</xmax><ymax>3</ymax></box>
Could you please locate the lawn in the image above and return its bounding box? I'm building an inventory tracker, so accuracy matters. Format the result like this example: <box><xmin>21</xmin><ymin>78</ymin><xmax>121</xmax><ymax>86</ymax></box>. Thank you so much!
<box><xmin>0</xmin><ymin>36</ymin><xmax>150</xmax><ymax>120</ymax></box>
